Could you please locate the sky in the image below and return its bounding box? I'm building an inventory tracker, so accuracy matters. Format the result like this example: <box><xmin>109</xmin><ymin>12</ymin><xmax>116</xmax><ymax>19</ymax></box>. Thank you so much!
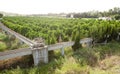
<box><xmin>0</xmin><ymin>0</ymin><xmax>120</xmax><ymax>14</ymax></box>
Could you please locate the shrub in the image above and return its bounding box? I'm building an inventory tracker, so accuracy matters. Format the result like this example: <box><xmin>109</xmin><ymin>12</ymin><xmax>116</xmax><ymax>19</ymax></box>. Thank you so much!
<box><xmin>72</xmin><ymin>31</ymin><xmax>81</xmax><ymax>51</ymax></box>
<box><xmin>0</xmin><ymin>33</ymin><xmax>6</xmax><ymax>41</ymax></box>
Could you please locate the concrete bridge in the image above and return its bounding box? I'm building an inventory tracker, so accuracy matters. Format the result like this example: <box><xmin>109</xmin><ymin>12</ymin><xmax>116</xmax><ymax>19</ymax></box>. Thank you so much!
<box><xmin>0</xmin><ymin>41</ymin><xmax>74</xmax><ymax>66</ymax></box>
<box><xmin>0</xmin><ymin>22</ymin><xmax>76</xmax><ymax>66</ymax></box>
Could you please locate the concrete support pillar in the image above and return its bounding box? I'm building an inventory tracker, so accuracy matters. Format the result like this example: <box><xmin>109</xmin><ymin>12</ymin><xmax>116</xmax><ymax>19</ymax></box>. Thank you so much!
<box><xmin>32</xmin><ymin>46</ymin><xmax>48</xmax><ymax>66</ymax></box>
<box><xmin>43</xmin><ymin>46</ymin><xmax>48</xmax><ymax>63</ymax></box>
<box><xmin>32</xmin><ymin>49</ymin><xmax>39</xmax><ymax>66</ymax></box>
<box><xmin>61</xmin><ymin>47</ymin><xmax>64</xmax><ymax>56</ymax></box>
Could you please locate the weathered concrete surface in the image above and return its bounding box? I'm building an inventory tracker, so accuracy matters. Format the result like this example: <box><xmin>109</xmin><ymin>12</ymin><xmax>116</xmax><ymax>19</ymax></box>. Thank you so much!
<box><xmin>32</xmin><ymin>46</ymin><xmax>48</xmax><ymax>66</ymax></box>
<box><xmin>0</xmin><ymin>48</ymin><xmax>31</xmax><ymax>60</ymax></box>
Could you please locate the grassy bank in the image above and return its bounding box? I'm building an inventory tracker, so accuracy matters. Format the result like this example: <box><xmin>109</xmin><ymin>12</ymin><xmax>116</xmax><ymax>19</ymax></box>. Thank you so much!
<box><xmin>0</xmin><ymin>41</ymin><xmax>120</xmax><ymax>74</ymax></box>
<box><xmin>0</xmin><ymin>31</ymin><xmax>28</xmax><ymax>52</ymax></box>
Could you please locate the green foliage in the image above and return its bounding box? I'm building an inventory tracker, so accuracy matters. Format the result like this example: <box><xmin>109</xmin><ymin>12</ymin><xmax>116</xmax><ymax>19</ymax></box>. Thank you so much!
<box><xmin>114</xmin><ymin>14</ymin><xmax>120</xmax><ymax>20</ymax></box>
<box><xmin>0</xmin><ymin>31</ymin><xmax>28</xmax><ymax>51</ymax></box>
<box><xmin>71</xmin><ymin>7</ymin><xmax>120</xmax><ymax>18</ymax></box>
<box><xmin>50</xmin><ymin>34</ymin><xmax>56</xmax><ymax>44</ymax></box>
<box><xmin>0</xmin><ymin>32</ymin><xmax>7</xmax><ymax>41</ymax></box>
<box><xmin>1</xmin><ymin>16</ymin><xmax>120</xmax><ymax>47</ymax></box>
<box><xmin>0</xmin><ymin>42</ymin><xmax>7</xmax><ymax>51</ymax></box>
<box><xmin>63</xmin><ymin>36</ymin><xmax>69</xmax><ymax>41</ymax></box>
<box><xmin>47</xmin><ymin>36</ymin><xmax>51</xmax><ymax>45</ymax></box>
<box><xmin>0</xmin><ymin>13</ymin><xmax>3</xmax><ymax>18</ymax></box>
<box><xmin>72</xmin><ymin>31</ymin><xmax>81</xmax><ymax>51</ymax></box>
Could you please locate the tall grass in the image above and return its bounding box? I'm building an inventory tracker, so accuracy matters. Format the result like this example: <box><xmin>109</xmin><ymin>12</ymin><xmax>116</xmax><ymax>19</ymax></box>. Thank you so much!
<box><xmin>0</xmin><ymin>32</ymin><xmax>29</xmax><ymax>51</ymax></box>
<box><xmin>0</xmin><ymin>32</ymin><xmax>7</xmax><ymax>51</ymax></box>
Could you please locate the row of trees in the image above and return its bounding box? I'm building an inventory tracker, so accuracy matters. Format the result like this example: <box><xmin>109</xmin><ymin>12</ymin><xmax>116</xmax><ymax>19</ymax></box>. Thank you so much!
<box><xmin>67</xmin><ymin>7</ymin><xmax>120</xmax><ymax>19</ymax></box>
<box><xmin>2</xmin><ymin>17</ymin><xmax>120</xmax><ymax>46</ymax></box>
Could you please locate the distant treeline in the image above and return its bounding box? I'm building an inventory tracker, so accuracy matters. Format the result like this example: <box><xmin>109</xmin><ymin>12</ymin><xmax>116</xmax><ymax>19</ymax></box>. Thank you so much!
<box><xmin>67</xmin><ymin>7</ymin><xmax>120</xmax><ymax>19</ymax></box>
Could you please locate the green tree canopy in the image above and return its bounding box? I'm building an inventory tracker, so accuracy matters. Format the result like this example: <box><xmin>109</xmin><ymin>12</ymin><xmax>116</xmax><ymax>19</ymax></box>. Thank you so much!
<box><xmin>0</xmin><ymin>13</ymin><xmax>3</xmax><ymax>18</ymax></box>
